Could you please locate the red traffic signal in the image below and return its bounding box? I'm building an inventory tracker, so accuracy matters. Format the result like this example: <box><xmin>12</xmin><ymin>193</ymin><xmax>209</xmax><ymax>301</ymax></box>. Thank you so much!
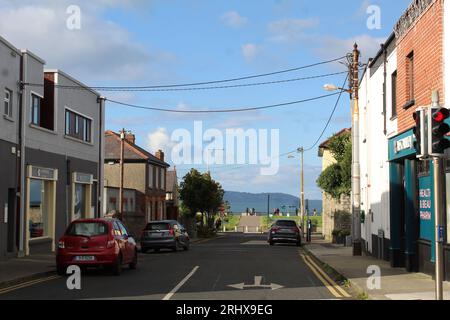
<box><xmin>431</xmin><ymin>107</ymin><xmax>450</xmax><ymax>154</ymax></box>
<box><xmin>433</xmin><ymin>108</ymin><xmax>450</xmax><ymax>123</ymax></box>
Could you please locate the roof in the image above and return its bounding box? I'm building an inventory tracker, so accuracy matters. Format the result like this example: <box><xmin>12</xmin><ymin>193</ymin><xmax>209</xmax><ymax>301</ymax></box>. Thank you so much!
<box><xmin>318</xmin><ymin>128</ymin><xmax>351</xmax><ymax>157</ymax></box>
<box><xmin>166</xmin><ymin>170</ymin><xmax>178</xmax><ymax>192</ymax></box>
<box><xmin>104</xmin><ymin>130</ymin><xmax>170</xmax><ymax>167</ymax></box>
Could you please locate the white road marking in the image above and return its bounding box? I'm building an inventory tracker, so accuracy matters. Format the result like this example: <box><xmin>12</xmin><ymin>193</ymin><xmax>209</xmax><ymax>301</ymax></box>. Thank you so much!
<box><xmin>228</xmin><ymin>276</ymin><xmax>284</xmax><ymax>290</ymax></box>
<box><xmin>162</xmin><ymin>266</ymin><xmax>199</xmax><ymax>300</ymax></box>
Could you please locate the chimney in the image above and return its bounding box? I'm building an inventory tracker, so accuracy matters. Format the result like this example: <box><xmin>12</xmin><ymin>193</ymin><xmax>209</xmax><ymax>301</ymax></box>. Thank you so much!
<box><xmin>155</xmin><ymin>149</ymin><xmax>164</xmax><ymax>162</ymax></box>
<box><xmin>125</xmin><ymin>133</ymin><xmax>135</xmax><ymax>144</ymax></box>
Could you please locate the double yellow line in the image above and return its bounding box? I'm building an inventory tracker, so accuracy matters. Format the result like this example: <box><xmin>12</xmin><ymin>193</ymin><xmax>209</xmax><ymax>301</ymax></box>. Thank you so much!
<box><xmin>300</xmin><ymin>251</ymin><xmax>351</xmax><ymax>299</ymax></box>
<box><xmin>0</xmin><ymin>275</ymin><xmax>60</xmax><ymax>295</ymax></box>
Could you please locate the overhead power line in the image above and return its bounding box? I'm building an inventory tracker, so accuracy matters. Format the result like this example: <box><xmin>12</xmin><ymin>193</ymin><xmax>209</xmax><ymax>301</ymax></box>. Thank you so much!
<box><xmin>23</xmin><ymin>56</ymin><xmax>346</xmax><ymax>90</ymax></box>
<box><xmin>105</xmin><ymin>91</ymin><xmax>342</xmax><ymax>113</ymax></box>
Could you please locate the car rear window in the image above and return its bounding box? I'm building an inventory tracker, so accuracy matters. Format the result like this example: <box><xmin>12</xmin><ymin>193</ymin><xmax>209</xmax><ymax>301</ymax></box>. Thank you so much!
<box><xmin>275</xmin><ymin>220</ymin><xmax>297</xmax><ymax>227</ymax></box>
<box><xmin>67</xmin><ymin>222</ymin><xmax>108</xmax><ymax>237</ymax></box>
<box><xmin>145</xmin><ymin>223</ymin><xmax>170</xmax><ymax>231</ymax></box>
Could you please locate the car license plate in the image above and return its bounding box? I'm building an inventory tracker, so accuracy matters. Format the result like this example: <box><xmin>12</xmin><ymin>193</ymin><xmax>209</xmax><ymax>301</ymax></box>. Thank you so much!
<box><xmin>74</xmin><ymin>256</ymin><xmax>95</xmax><ymax>261</ymax></box>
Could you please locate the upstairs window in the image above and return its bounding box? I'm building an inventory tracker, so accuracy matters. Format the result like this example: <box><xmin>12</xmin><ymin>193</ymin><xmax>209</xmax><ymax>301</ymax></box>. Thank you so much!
<box><xmin>65</xmin><ymin>109</ymin><xmax>92</xmax><ymax>143</ymax></box>
<box><xmin>4</xmin><ymin>89</ymin><xmax>12</xmax><ymax>118</ymax></box>
<box><xmin>31</xmin><ymin>94</ymin><xmax>41</xmax><ymax>126</ymax></box>
<box><xmin>391</xmin><ymin>71</ymin><xmax>397</xmax><ymax>118</ymax></box>
<box><xmin>406</xmin><ymin>52</ymin><xmax>414</xmax><ymax>103</ymax></box>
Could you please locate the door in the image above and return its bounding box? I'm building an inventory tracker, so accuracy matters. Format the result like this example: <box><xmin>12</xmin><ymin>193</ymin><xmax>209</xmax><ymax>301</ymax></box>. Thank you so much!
<box><xmin>7</xmin><ymin>188</ymin><xmax>16</xmax><ymax>253</ymax></box>
<box><xmin>118</xmin><ymin>221</ymin><xmax>133</xmax><ymax>263</ymax></box>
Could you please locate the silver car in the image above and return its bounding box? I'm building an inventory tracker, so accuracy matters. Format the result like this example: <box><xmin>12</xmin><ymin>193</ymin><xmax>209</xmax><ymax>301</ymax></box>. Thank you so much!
<box><xmin>268</xmin><ymin>219</ymin><xmax>302</xmax><ymax>246</ymax></box>
<box><xmin>140</xmin><ymin>220</ymin><xmax>190</xmax><ymax>253</ymax></box>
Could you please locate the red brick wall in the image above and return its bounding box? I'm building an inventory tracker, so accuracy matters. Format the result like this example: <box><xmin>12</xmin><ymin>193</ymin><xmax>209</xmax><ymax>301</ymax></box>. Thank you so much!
<box><xmin>396</xmin><ymin>0</ymin><xmax>444</xmax><ymax>132</ymax></box>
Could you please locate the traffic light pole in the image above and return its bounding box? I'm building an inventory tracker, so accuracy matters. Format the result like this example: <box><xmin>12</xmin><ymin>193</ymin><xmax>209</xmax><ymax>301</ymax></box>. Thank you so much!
<box><xmin>433</xmin><ymin>156</ymin><xmax>444</xmax><ymax>300</ymax></box>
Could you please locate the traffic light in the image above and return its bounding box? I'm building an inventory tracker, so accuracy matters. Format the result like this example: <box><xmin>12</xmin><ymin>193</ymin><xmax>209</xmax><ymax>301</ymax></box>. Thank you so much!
<box><xmin>430</xmin><ymin>107</ymin><xmax>450</xmax><ymax>154</ymax></box>
<box><xmin>413</xmin><ymin>107</ymin><xmax>428</xmax><ymax>159</ymax></box>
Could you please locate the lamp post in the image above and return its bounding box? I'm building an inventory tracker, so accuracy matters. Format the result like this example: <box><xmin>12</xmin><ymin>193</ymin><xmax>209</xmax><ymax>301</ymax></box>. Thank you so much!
<box><xmin>323</xmin><ymin>44</ymin><xmax>361</xmax><ymax>256</ymax></box>
<box><xmin>288</xmin><ymin>147</ymin><xmax>305</xmax><ymax>236</ymax></box>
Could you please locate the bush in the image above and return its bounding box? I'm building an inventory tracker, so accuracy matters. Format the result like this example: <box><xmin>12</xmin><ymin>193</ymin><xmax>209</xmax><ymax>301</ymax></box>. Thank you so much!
<box><xmin>196</xmin><ymin>225</ymin><xmax>217</xmax><ymax>238</ymax></box>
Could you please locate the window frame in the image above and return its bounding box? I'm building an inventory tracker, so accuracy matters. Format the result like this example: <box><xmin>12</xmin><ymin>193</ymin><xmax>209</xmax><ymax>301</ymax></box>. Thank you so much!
<box><xmin>30</xmin><ymin>93</ymin><xmax>42</xmax><ymax>126</ymax></box>
<box><xmin>407</xmin><ymin>52</ymin><xmax>414</xmax><ymax>102</ymax></box>
<box><xmin>64</xmin><ymin>107</ymin><xmax>93</xmax><ymax>143</ymax></box>
<box><xmin>391</xmin><ymin>71</ymin><xmax>397</xmax><ymax>119</ymax></box>
<box><xmin>4</xmin><ymin>88</ymin><xmax>12</xmax><ymax>118</ymax></box>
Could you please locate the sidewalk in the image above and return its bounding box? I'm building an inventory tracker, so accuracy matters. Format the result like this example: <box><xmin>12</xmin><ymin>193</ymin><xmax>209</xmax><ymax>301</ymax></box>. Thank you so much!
<box><xmin>0</xmin><ymin>254</ymin><xmax>56</xmax><ymax>289</ymax></box>
<box><xmin>305</xmin><ymin>238</ymin><xmax>450</xmax><ymax>300</ymax></box>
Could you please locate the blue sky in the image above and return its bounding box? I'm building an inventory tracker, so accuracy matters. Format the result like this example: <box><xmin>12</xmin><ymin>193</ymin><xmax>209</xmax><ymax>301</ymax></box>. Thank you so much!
<box><xmin>0</xmin><ymin>0</ymin><xmax>411</xmax><ymax>199</ymax></box>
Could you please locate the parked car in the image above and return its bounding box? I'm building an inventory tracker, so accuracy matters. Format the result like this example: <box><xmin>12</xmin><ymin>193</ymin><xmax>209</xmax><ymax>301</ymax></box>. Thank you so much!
<box><xmin>268</xmin><ymin>220</ymin><xmax>301</xmax><ymax>246</ymax></box>
<box><xmin>56</xmin><ymin>218</ymin><xmax>138</xmax><ymax>276</ymax></box>
<box><xmin>141</xmin><ymin>220</ymin><xmax>190</xmax><ymax>253</ymax></box>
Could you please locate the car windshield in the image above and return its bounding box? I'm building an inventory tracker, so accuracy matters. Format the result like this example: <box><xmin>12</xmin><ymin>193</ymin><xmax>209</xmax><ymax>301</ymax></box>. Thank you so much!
<box><xmin>145</xmin><ymin>223</ymin><xmax>170</xmax><ymax>231</ymax></box>
<box><xmin>67</xmin><ymin>222</ymin><xmax>108</xmax><ymax>237</ymax></box>
<box><xmin>276</xmin><ymin>220</ymin><xmax>297</xmax><ymax>227</ymax></box>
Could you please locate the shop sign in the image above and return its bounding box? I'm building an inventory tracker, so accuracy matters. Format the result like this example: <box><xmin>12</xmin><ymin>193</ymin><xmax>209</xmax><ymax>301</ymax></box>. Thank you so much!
<box><xmin>394</xmin><ymin>136</ymin><xmax>413</xmax><ymax>154</ymax></box>
<box><xmin>419</xmin><ymin>188</ymin><xmax>432</xmax><ymax>221</ymax></box>
<box><xmin>74</xmin><ymin>172</ymin><xmax>93</xmax><ymax>184</ymax></box>
<box><xmin>29</xmin><ymin>166</ymin><xmax>58</xmax><ymax>181</ymax></box>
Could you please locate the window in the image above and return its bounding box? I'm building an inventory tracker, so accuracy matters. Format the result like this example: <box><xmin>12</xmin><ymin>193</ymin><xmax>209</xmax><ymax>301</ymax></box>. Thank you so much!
<box><xmin>67</xmin><ymin>222</ymin><xmax>107</xmax><ymax>237</ymax></box>
<box><xmin>156</xmin><ymin>167</ymin><xmax>160</xmax><ymax>189</ymax></box>
<box><xmin>31</xmin><ymin>94</ymin><xmax>41</xmax><ymax>125</ymax></box>
<box><xmin>4</xmin><ymin>89</ymin><xmax>12</xmax><ymax>118</ymax></box>
<box><xmin>148</xmin><ymin>165</ymin><xmax>154</xmax><ymax>188</ymax></box>
<box><xmin>418</xmin><ymin>160</ymin><xmax>430</xmax><ymax>178</ymax></box>
<box><xmin>74</xmin><ymin>183</ymin><xmax>87</xmax><ymax>221</ymax></box>
<box><xmin>407</xmin><ymin>52</ymin><xmax>414</xmax><ymax>103</ymax></box>
<box><xmin>29</xmin><ymin>179</ymin><xmax>47</xmax><ymax>238</ymax></box>
<box><xmin>65</xmin><ymin>109</ymin><xmax>92</xmax><ymax>143</ymax></box>
<box><xmin>391</xmin><ymin>71</ymin><xmax>397</xmax><ymax>118</ymax></box>
<box><xmin>161</xmin><ymin>169</ymin><xmax>165</xmax><ymax>190</ymax></box>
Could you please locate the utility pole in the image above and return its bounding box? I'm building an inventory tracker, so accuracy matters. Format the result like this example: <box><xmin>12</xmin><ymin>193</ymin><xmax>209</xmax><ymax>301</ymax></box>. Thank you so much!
<box><xmin>119</xmin><ymin>128</ymin><xmax>125</xmax><ymax>221</ymax></box>
<box><xmin>433</xmin><ymin>156</ymin><xmax>444</xmax><ymax>300</ymax></box>
<box><xmin>351</xmin><ymin>43</ymin><xmax>362</xmax><ymax>256</ymax></box>
<box><xmin>297</xmin><ymin>147</ymin><xmax>305</xmax><ymax>235</ymax></box>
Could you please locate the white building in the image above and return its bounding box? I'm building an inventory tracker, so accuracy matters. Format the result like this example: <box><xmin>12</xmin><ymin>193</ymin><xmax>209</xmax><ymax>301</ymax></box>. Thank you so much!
<box><xmin>358</xmin><ymin>33</ymin><xmax>398</xmax><ymax>260</ymax></box>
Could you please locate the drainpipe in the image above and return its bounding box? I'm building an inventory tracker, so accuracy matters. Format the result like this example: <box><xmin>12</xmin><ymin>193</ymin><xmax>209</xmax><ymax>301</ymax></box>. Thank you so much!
<box><xmin>97</xmin><ymin>97</ymin><xmax>105</xmax><ymax>218</ymax></box>
<box><xmin>382</xmin><ymin>44</ymin><xmax>387</xmax><ymax>136</ymax></box>
<box><xmin>18</xmin><ymin>54</ymin><xmax>27</xmax><ymax>257</ymax></box>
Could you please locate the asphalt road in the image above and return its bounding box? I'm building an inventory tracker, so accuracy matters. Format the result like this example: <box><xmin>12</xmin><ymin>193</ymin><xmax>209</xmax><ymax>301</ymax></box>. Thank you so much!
<box><xmin>0</xmin><ymin>233</ymin><xmax>349</xmax><ymax>300</ymax></box>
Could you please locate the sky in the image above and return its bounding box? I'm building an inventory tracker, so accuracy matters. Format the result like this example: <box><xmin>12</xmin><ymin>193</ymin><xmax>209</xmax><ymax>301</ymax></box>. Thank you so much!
<box><xmin>0</xmin><ymin>0</ymin><xmax>411</xmax><ymax>199</ymax></box>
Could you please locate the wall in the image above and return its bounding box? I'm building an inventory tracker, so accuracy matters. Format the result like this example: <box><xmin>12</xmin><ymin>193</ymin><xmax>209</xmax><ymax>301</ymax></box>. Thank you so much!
<box><xmin>396</xmin><ymin>0</ymin><xmax>445</xmax><ymax>132</ymax></box>
<box><xmin>321</xmin><ymin>149</ymin><xmax>351</xmax><ymax>241</ymax></box>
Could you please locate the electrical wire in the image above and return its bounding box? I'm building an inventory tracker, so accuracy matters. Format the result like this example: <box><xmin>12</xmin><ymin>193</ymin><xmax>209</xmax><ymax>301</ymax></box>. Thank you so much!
<box><xmin>23</xmin><ymin>56</ymin><xmax>347</xmax><ymax>90</ymax></box>
<box><xmin>105</xmin><ymin>92</ymin><xmax>342</xmax><ymax>114</ymax></box>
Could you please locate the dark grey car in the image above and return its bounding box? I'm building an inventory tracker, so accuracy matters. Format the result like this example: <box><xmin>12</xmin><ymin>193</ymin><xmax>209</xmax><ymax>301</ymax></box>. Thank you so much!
<box><xmin>268</xmin><ymin>220</ymin><xmax>301</xmax><ymax>246</ymax></box>
<box><xmin>141</xmin><ymin>220</ymin><xmax>190</xmax><ymax>253</ymax></box>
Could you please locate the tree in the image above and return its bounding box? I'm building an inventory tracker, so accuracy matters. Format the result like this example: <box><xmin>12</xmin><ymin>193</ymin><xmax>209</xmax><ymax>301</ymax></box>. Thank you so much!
<box><xmin>317</xmin><ymin>131</ymin><xmax>351</xmax><ymax>199</ymax></box>
<box><xmin>179</xmin><ymin>169</ymin><xmax>224</xmax><ymax>227</ymax></box>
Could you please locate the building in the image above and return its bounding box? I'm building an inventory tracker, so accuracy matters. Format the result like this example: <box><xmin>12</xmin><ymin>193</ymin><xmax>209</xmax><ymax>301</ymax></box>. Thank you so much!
<box><xmin>1</xmin><ymin>35</ymin><xmax>105</xmax><ymax>259</ymax></box>
<box><xmin>358</xmin><ymin>33</ymin><xmax>397</xmax><ymax>262</ymax></box>
<box><xmin>22</xmin><ymin>62</ymin><xmax>104</xmax><ymax>256</ymax></box>
<box><xmin>165</xmin><ymin>169</ymin><xmax>179</xmax><ymax>220</ymax></box>
<box><xmin>0</xmin><ymin>36</ymin><xmax>21</xmax><ymax>261</ymax></box>
<box><xmin>318</xmin><ymin>129</ymin><xmax>351</xmax><ymax>241</ymax></box>
<box><xmin>358</xmin><ymin>0</ymin><xmax>450</xmax><ymax>279</ymax></box>
<box><xmin>104</xmin><ymin>131</ymin><xmax>170</xmax><ymax>235</ymax></box>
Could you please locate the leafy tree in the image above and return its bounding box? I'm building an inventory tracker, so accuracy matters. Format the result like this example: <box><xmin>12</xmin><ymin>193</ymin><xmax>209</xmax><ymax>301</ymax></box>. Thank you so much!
<box><xmin>317</xmin><ymin>131</ymin><xmax>351</xmax><ymax>199</ymax></box>
<box><xmin>179</xmin><ymin>169</ymin><xmax>224</xmax><ymax>227</ymax></box>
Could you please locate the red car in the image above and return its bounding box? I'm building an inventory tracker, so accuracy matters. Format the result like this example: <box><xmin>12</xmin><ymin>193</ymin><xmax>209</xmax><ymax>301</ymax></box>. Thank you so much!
<box><xmin>56</xmin><ymin>218</ymin><xmax>137</xmax><ymax>276</ymax></box>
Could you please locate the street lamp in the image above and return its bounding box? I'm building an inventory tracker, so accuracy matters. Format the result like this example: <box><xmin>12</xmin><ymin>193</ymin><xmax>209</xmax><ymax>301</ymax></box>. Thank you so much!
<box><xmin>287</xmin><ymin>148</ymin><xmax>305</xmax><ymax>236</ymax></box>
<box><xmin>323</xmin><ymin>44</ymin><xmax>361</xmax><ymax>256</ymax></box>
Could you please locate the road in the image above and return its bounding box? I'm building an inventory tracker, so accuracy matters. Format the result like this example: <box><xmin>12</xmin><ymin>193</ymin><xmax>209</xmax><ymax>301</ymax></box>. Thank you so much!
<box><xmin>0</xmin><ymin>233</ymin><xmax>350</xmax><ymax>300</ymax></box>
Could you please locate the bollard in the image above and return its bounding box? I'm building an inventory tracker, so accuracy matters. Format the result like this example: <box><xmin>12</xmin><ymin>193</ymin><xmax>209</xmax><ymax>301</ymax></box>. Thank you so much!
<box><xmin>234</xmin><ymin>226</ymin><xmax>237</xmax><ymax>232</ymax></box>
<box><xmin>223</xmin><ymin>225</ymin><xmax>226</xmax><ymax>232</ymax></box>
<box><xmin>245</xmin><ymin>226</ymin><xmax>248</xmax><ymax>233</ymax></box>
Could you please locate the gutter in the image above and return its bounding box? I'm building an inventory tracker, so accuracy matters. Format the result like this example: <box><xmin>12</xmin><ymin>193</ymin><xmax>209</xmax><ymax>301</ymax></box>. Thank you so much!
<box><xmin>383</xmin><ymin>44</ymin><xmax>387</xmax><ymax>136</ymax></box>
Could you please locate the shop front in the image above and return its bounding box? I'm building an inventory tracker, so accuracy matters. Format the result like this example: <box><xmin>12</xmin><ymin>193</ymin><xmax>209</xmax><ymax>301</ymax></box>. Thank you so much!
<box><xmin>388</xmin><ymin>129</ymin><xmax>450</xmax><ymax>278</ymax></box>
<box><xmin>71</xmin><ymin>172</ymin><xmax>94</xmax><ymax>221</ymax></box>
<box><xmin>25</xmin><ymin>165</ymin><xmax>57</xmax><ymax>256</ymax></box>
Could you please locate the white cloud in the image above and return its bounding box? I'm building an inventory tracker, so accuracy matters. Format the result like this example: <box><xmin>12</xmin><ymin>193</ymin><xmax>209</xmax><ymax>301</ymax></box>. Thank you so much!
<box><xmin>0</xmin><ymin>1</ymin><xmax>175</xmax><ymax>83</ymax></box>
<box><xmin>220</xmin><ymin>11</ymin><xmax>248</xmax><ymax>28</ymax></box>
<box><xmin>315</xmin><ymin>34</ymin><xmax>385</xmax><ymax>62</ymax></box>
<box><xmin>147</xmin><ymin>127</ymin><xmax>174</xmax><ymax>154</ymax></box>
<box><xmin>241</xmin><ymin>43</ymin><xmax>260</xmax><ymax>62</ymax></box>
<box><xmin>268</xmin><ymin>18</ymin><xmax>319</xmax><ymax>44</ymax></box>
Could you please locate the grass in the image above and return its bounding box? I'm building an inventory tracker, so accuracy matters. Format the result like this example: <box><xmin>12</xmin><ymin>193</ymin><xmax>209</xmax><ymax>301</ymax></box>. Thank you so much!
<box><xmin>261</xmin><ymin>215</ymin><xmax>322</xmax><ymax>231</ymax></box>
<box><xmin>222</xmin><ymin>215</ymin><xmax>241</xmax><ymax>231</ymax></box>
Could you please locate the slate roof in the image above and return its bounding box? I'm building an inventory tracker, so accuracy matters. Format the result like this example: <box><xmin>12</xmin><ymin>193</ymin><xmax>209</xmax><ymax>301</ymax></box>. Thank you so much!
<box><xmin>104</xmin><ymin>130</ymin><xmax>169</xmax><ymax>167</ymax></box>
<box><xmin>165</xmin><ymin>170</ymin><xmax>178</xmax><ymax>192</ymax></box>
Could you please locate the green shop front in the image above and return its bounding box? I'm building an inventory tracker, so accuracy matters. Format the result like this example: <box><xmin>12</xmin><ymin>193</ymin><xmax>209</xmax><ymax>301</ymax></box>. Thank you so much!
<box><xmin>388</xmin><ymin>129</ymin><xmax>450</xmax><ymax>279</ymax></box>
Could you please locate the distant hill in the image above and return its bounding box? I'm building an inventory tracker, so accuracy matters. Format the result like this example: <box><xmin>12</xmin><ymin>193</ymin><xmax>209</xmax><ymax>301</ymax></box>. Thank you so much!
<box><xmin>223</xmin><ymin>191</ymin><xmax>322</xmax><ymax>215</ymax></box>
